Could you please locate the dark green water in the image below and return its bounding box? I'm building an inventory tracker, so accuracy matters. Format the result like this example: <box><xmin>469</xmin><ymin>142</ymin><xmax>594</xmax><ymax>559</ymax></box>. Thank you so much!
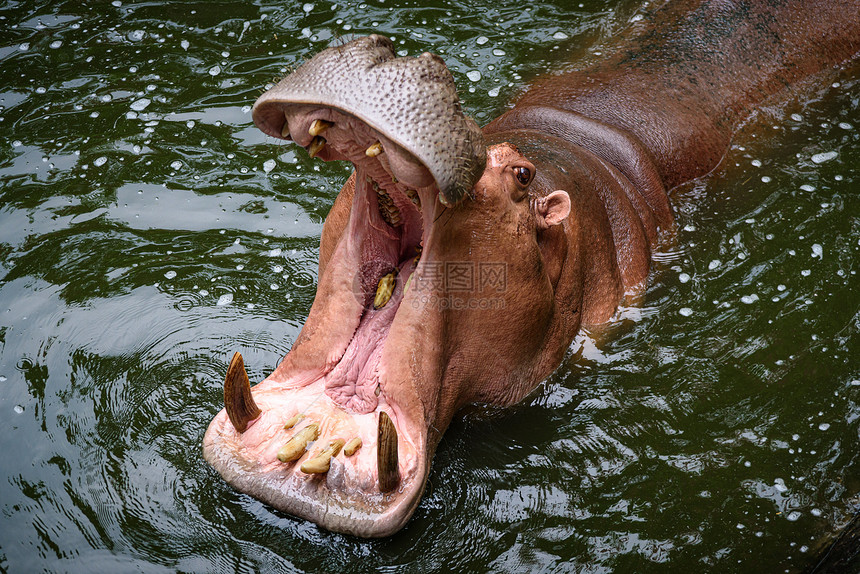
<box><xmin>1</xmin><ymin>0</ymin><xmax>857</xmax><ymax>572</ymax></box>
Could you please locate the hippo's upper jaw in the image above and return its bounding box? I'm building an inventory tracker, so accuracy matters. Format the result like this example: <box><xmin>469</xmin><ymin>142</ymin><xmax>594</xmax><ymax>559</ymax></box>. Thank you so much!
<box><xmin>203</xmin><ymin>36</ymin><xmax>488</xmax><ymax>537</ymax></box>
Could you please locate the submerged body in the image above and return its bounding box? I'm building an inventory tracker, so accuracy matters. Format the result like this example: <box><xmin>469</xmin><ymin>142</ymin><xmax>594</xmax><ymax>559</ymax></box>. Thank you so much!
<box><xmin>203</xmin><ymin>0</ymin><xmax>860</xmax><ymax>537</ymax></box>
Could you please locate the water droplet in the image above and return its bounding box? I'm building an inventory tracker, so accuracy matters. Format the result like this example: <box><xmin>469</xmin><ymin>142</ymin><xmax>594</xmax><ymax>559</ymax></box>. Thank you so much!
<box><xmin>164</xmin><ymin>270</ymin><xmax>177</xmax><ymax>279</ymax></box>
<box><xmin>467</xmin><ymin>70</ymin><xmax>481</xmax><ymax>82</ymax></box>
<box><xmin>130</xmin><ymin>98</ymin><xmax>151</xmax><ymax>111</ymax></box>
<box><xmin>50</xmin><ymin>40</ymin><xmax>62</xmax><ymax>49</ymax></box>
<box><xmin>263</xmin><ymin>159</ymin><xmax>276</xmax><ymax>173</ymax></box>
<box><xmin>811</xmin><ymin>151</ymin><xmax>837</xmax><ymax>164</ymax></box>
<box><xmin>679</xmin><ymin>307</ymin><xmax>693</xmax><ymax>317</ymax></box>
<box><xmin>94</xmin><ymin>156</ymin><xmax>107</xmax><ymax>167</ymax></box>
<box><xmin>811</xmin><ymin>244</ymin><xmax>823</xmax><ymax>259</ymax></box>
<box><xmin>128</xmin><ymin>30</ymin><xmax>145</xmax><ymax>42</ymax></box>
<box><xmin>679</xmin><ymin>273</ymin><xmax>691</xmax><ymax>283</ymax></box>
<box><xmin>786</xmin><ymin>511</ymin><xmax>801</xmax><ymax>522</ymax></box>
<box><xmin>217</xmin><ymin>294</ymin><xmax>233</xmax><ymax>306</ymax></box>
<box><xmin>170</xmin><ymin>160</ymin><xmax>182</xmax><ymax>170</ymax></box>
<box><xmin>477</xmin><ymin>36</ymin><xmax>489</xmax><ymax>45</ymax></box>
<box><xmin>553</xmin><ymin>31</ymin><xmax>568</xmax><ymax>40</ymax></box>
<box><xmin>818</xmin><ymin>423</ymin><xmax>830</xmax><ymax>431</ymax></box>
<box><xmin>208</xmin><ymin>65</ymin><xmax>221</xmax><ymax>76</ymax></box>
<box><xmin>708</xmin><ymin>259</ymin><xmax>721</xmax><ymax>270</ymax></box>
<box><xmin>741</xmin><ymin>294</ymin><xmax>759</xmax><ymax>304</ymax></box>
<box><xmin>14</xmin><ymin>405</ymin><xmax>24</xmax><ymax>414</ymax></box>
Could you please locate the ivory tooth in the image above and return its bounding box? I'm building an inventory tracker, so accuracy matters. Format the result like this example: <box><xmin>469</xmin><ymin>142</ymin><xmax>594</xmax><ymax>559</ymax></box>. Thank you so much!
<box><xmin>281</xmin><ymin>115</ymin><xmax>291</xmax><ymax>139</ymax></box>
<box><xmin>223</xmin><ymin>352</ymin><xmax>261</xmax><ymax>433</ymax></box>
<box><xmin>301</xmin><ymin>439</ymin><xmax>346</xmax><ymax>474</ymax></box>
<box><xmin>373</xmin><ymin>270</ymin><xmax>397</xmax><ymax>310</ymax></box>
<box><xmin>283</xmin><ymin>414</ymin><xmax>305</xmax><ymax>430</ymax></box>
<box><xmin>365</xmin><ymin>142</ymin><xmax>383</xmax><ymax>157</ymax></box>
<box><xmin>343</xmin><ymin>437</ymin><xmax>362</xmax><ymax>456</ymax></box>
<box><xmin>308</xmin><ymin>119</ymin><xmax>332</xmax><ymax>137</ymax></box>
<box><xmin>308</xmin><ymin>136</ymin><xmax>326</xmax><ymax>158</ymax></box>
<box><xmin>377</xmin><ymin>411</ymin><xmax>400</xmax><ymax>492</ymax></box>
<box><xmin>277</xmin><ymin>423</ymin><xmax>320</xmax><ymax>463</ymax></box>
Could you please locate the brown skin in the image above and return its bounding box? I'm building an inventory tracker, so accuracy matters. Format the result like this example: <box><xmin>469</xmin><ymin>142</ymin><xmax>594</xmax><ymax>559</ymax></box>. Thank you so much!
<box><xmin>204</xmin><ymin>0</ymin><xmax>860</xmax><ymax>537</ymax></box>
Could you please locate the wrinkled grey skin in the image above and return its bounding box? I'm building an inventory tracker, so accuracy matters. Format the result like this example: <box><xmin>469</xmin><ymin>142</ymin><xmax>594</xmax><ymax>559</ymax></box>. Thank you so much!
<box><xmin>253</xmin><ymin>35</ymin><xmax>486</xmax><ymax>205</ymax></box>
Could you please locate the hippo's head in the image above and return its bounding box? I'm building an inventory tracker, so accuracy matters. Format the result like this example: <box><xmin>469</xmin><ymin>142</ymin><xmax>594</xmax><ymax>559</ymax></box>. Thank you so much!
<box><xmin>203</xmin><ymin>36</ymin><xmax>571</xmax><ymax>537</ymax></box>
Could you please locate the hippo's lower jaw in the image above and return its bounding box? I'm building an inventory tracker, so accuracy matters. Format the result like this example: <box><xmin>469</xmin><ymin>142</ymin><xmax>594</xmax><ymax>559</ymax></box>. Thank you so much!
<box><xmin>203</xmin><ymin>104</ymin><xmax>453</xmax><ymax>537</ymax></box>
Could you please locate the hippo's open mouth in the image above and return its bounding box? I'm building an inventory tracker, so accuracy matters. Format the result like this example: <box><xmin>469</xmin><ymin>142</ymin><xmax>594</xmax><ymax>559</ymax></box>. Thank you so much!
<box><xmin>203</xmin><ymin>35</ymin><xmax>485</xmax><ymax>537</ymax></box>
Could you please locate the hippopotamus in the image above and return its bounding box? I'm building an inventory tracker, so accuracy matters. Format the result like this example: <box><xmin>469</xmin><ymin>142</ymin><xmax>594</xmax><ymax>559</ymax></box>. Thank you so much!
<box><xmin>203</xmin><ymin>0</ymin><xmax>859</xmax><ymax>537</ymax></box>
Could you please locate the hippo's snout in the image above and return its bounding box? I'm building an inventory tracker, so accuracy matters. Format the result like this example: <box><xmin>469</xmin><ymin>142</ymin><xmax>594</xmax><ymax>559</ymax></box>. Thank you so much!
<box><xmin>251</xmin><ymin>34</ymin><xmax>486</xmax><ymax>206</ymax></box>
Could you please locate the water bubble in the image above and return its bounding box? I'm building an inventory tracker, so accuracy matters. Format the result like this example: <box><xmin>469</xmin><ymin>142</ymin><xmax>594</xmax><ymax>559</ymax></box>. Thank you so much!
<box><xmin>811</xmin><ymin>151</ymin><xmax>837</xmax><ymax>164</ymax></box>
<box><xmin>553</xmin><ymin>31</ymin><xmax>568</xmax><ymax>40</ymax></box>
<box><xmin>93</xmin><ymin>156</ymin><xmax>107</xmax><ymax>167</ymax></box>
<box><xmin>786</xmin><ymin>511</ymin><xmax>801</xmax><ymax>522</ymax></box>
<box><xmin>270</xmin><ymin>283</ymin><xmax>279</xmax><ymax>290</ymax></box>
<box><xmin>790</xmin><ymin>113</ymin><xmax>803</xmax><ymax>122</ymax></box>
<box><xmin>476</xmin><ymin>36</ymin><xmax>489</xmax><ymax>45</ymax></box>
<box><xmin>741</xmin><ymin>294</ymin><xmax>759</xmax><ymax>304</ymax></box>
<box><xmin>488</xmin><ymin>87</ymin><xmax>500</xmax><ymax>97</ymax></box>
<box><xmin>49</xmin><ymin>40</ymin><xmax>62</xmax><ymax>49</ymax></box>
<box><xmin>181</xmin><ymin>39</ymin><xmax>190</xmax><ymax>51</ymax></box>
<box><xmin>128</xmin><ymin>30</ymin><xmax>145</xmax><ymax>42</ymax></box>
<box><xmin>269</xmin><ymin>248</ymin><xmax>282</xmax><ymax>257</ymax></box>
<box><xmin>467</xmin><ymin>70</ymin><xmax>481</xmax><ymax>82</ymax></box>
<box><xmin>708</xmin><ymin>259</ymin><xmax>721</xmax><ymax>270</ymax></box>
<box><xmin>679</xmin><ymin>272</ymin><xmax>691</xmax><ymax>283</ymax></box>
<box><xmin>679</xmin><ymin>307</ymin><xmax>693</xmax><ymax>317</ymax></box>
<box><xmin>164</xmin><ymin>270</ymin><xmax>177</xmax><ymax>279</ymax></box>
<box><xmin>208</xmin><ymin>65</ymin><xmax>221</xmax><ymax>76</ymax></box>
<box><xmin>818</xmin><ymin>423</ymin><xmax>830</xmax><ymax>431</ymax></box>
<box><xmin>838</xmin><ymin>122</ymin><xmax>853</xmax><ymax>130</ymax></box>
<box><xmin>751</xmin><ymin>159</ymin><xmax>762</xmax><ymax>167</ymax></box>
<box><xmin>774</xmin><ymin>478</ymin><xmax>788</xmax><ymax>493</ymax></box>
<box><xmin>303</xmin><ymin>3</ymin><xmax>314</xmax><ymax>12</ymax></box>
<box><xmin>170</xmin><ymin>160</ymin><xmax>182</xmax><ymax>170</ymax></box>
<box><xmin>217</xmin><ymin>293</ymin><xmax>233</xmax><ymax>306</ymax></box>
<box><xmin>492</xmin><ymin>48</ymin><xmax>506</xmax><ymax>56</ymax></box>
<box><xmin>14</xmin><ymin>405</ymin><xmax>24</xmax><ymax>414</ymax></box>
<box><xmin>263</xmin><ymin>159</ymin><xmax>276</xmax><ymax>173</ymax></box>
<box><xmin>761</xmin><ymin>176</ymin><xmax>771</xmax><ymax>183</ymax></box>
<box><xmin>811</xmin><ymin>244</ymin><xmax>823</xmax><ymax>259</ymax></box>
<box><xmin>130</xmin><ymin>98</ymin><xmax>151</xmax><ymax>111</ymax></box>
<box><xmin>18</xmin><ymin>43</ymin><xmax>30</xmax><ymax>51</ymax></box>
<box><xmin>799</xmin><ymin>184</ymin><xmax>815</xmax><ymax>192</ymax></box>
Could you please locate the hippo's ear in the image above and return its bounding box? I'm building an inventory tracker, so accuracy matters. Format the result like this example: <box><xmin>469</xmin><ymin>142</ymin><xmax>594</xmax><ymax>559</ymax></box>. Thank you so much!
<box><xmin>534</xmin><ymin>190</ymin><xmax>571</xmax><ymax>230</ymax></box>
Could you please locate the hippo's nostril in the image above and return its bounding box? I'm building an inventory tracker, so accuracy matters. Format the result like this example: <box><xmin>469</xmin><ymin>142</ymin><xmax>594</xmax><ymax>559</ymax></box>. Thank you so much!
<box><xmin>308</xmin><ymin>118</ymin><xmax>333</xmax><ymax>137</ymax></box>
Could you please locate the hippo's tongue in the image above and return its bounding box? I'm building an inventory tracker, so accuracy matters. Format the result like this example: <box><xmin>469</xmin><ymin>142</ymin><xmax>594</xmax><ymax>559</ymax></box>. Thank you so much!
<box><xmin>203</xmin><ymin>36</ymin><xmax>482</xmax><ymax>537</ymax></box>
<box><xmin>252</xmin><ymin>34</ymin><xmax>485</xmax><ymax>206</ymax></box>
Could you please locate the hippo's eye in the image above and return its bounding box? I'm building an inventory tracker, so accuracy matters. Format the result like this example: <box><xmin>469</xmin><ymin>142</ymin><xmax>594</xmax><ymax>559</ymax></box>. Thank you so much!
<box><xmin>514</xmin><ymin>166</ymin><xmax>531</xmax><ymax>186</ymax></box>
